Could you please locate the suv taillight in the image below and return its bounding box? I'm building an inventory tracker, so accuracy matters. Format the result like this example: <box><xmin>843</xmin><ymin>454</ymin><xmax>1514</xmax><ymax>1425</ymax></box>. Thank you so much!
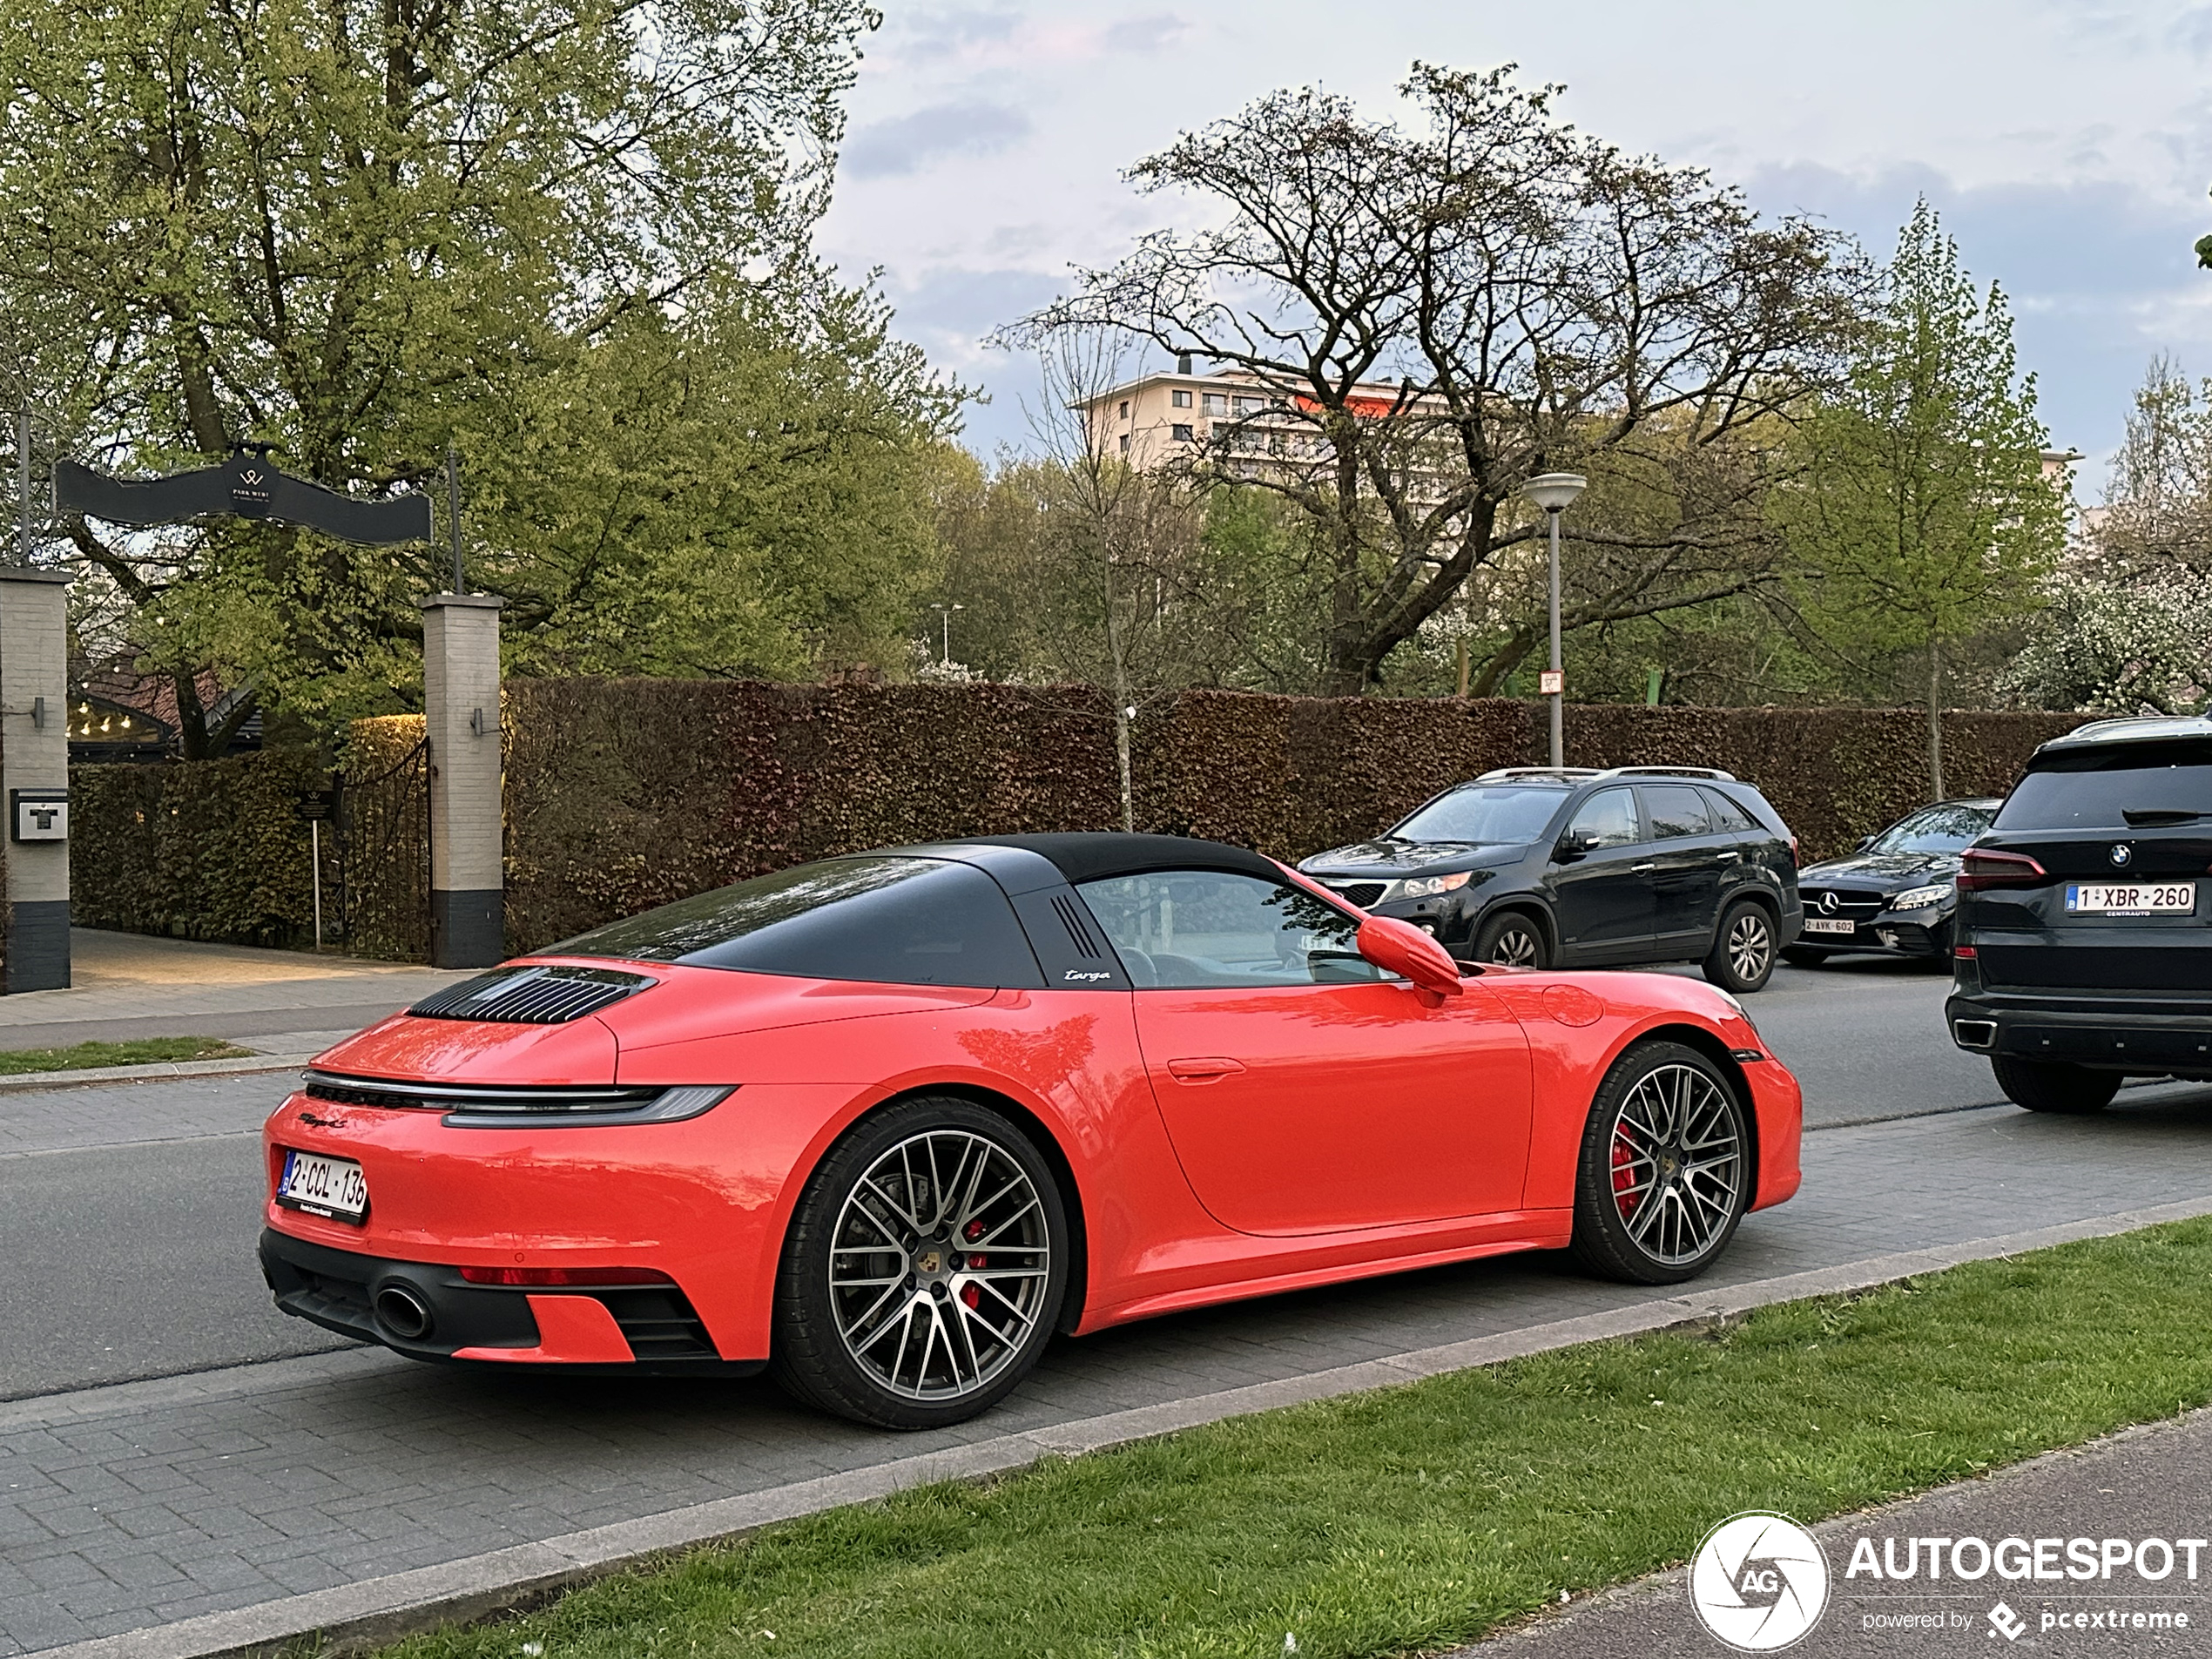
<box><xmin>1956</xmin><ymin>849</ymin><xmax>2048</xmax><ymax>892</ymax></box>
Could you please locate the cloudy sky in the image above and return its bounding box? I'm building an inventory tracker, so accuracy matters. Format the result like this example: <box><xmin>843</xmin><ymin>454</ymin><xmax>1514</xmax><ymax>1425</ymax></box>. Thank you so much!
<box><xmin>814</xmin><ymin>1</ymin><xmax>2212</xmax><ymax>483</ymax></box>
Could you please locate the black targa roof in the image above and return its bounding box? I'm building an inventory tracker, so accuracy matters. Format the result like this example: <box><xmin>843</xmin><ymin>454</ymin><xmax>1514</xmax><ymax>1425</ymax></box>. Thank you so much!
<box><xmin>900</xmin><ymin>833</ymin><xmax>1286</xmax><ymax>888</ymax></box>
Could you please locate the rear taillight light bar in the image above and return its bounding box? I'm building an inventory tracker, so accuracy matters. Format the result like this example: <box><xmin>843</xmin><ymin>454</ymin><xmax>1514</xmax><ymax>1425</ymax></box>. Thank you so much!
<box><xmin>1956</xmin><ymin>850</ymin><xmax>2048</xmax><ymax>892</ymax></box>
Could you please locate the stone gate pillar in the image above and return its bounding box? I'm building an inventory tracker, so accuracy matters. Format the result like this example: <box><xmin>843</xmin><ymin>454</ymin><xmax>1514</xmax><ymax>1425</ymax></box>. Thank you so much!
<box><xmin>0</xmin><ymin>568</ymin><xmax>73</xmax><ymax>992</ymax></box>
<box><xmin>421</xmin><ymin>592</ymin><xmax>504</xmax><ymax>968</ymax></box>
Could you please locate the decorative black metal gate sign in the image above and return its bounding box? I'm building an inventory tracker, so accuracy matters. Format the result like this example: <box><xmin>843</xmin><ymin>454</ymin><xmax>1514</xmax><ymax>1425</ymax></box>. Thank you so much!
<box><xmin>55</xmin><ymin>445</ymin><xmax>430</xmax><ymax>545</ymax></box>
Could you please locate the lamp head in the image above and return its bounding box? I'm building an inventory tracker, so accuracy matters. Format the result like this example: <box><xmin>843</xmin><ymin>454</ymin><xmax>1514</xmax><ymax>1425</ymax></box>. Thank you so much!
<box><xmin>1521</xmin><ymin>472</ymin><xmax>1588</xmax><ymax>514</ymax></box>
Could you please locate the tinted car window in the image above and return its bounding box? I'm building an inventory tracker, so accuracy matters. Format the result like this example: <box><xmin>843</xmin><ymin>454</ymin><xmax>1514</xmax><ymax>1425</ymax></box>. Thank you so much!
<box><xmin>1392</xmin><ymin>785</ymin><xmax>1570</xmax><ymax>844</ymax></box>
<box><xmin>1998</xmin><ymin>741</ymin><xmax>2212</xmax><ymax>831</ymax></box>
<box><xmin>1642</xmin><ymin>785</ymin><xmax>1710</xmax><ymax>840</ymax></box>
<box><xmin>1869</xmin><ymin>804</ymin><xmax>1993</xmax><ymax>853</ymax></box>
<box><xmin>1565</xmin><ymin>787</ymin><xmax>1640</xmax><ymax>851</ymax></box>
<box><xmin>556</xmin><ymin>857</ymin><xmax>1044</xmax><ymax>988</ymax></box>
<box><xmin>1079</xmin><ymin>870</ymin><xmax>1379</xmax><ymax>988</ymax></box>
<box><xmin>1702</xmin><ymin>788</ymin><xmax>1758</xmax><ymax>833</ymax></box>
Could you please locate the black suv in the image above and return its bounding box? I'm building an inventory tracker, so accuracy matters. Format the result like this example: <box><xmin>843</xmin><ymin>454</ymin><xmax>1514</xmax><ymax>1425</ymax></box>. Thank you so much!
<box><xmin>1298</xmin><ymin>766</ymin><xmax>1803</xmax><ymax>992</ymax></box>
<box><xmin>1948</xmin><ymin>716</ymin><xmax>2212</xmax><ymax>1113</ymax></box>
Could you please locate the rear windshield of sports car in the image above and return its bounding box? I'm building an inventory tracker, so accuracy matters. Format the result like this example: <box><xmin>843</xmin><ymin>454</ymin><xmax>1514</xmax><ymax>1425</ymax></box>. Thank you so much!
<box><xmin>553</xmin><ymin>857</ymin><xmax>1046</xmax><ymax>988</ymax></box>
<box><xmin>1997</xmin><ymin>739</ymin><xmax>2212</xmax><ymax>832</ymax></box>
<box><xmin>1392</xmin><ymin>785</ymin><xmax>1570</xmax><ymax>844</ymax></box>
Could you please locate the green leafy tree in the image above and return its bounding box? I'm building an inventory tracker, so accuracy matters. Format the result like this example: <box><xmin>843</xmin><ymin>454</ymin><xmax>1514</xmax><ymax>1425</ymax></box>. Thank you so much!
<box><xmin>1784</xmin><ymin>201</ymin><xmax>2065</xmax><ymax>797</ymax></box>
<box><xmin>0</xmin><ymin>0</ymin><xmax>944</xmax><ymax>748</ymax></box>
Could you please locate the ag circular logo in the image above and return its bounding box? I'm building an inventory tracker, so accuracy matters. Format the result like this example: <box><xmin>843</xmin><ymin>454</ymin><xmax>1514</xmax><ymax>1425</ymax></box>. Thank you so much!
<box><xmin>2111</xmin><ymin>842</ymin><xmax>2134</xmax><ymax>867</ymax></box>
<box><xmin>1689</xmin><ymin>1512</ymin><xmax>1830</xmax><ymax>1651</ymax></box>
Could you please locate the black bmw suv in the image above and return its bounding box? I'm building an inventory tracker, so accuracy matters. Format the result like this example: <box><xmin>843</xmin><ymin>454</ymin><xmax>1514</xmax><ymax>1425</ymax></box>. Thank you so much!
<box><xmin>1298</xmin><ymin>766</ymin><xmax>1803</xmax><ymax>992</ymax></box>
<box><xmin>1949</xmin><ymin>716</ymin><xmax>2212</xmax><ymax>1113</ymax></box>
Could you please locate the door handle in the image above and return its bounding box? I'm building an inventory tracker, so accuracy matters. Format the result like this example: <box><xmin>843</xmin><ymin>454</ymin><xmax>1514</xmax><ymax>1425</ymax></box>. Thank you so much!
<box><xmin>1717</xmin><ymin>851</ymin><xmax>1739</xmax><ymax>862</ymax></box>
<box><xmin>1632</xmin><ymin>863</ymin><xmax>1656</xmax><ymax>873</ymax></box>
<box><xmin>1167</xmin><ymin>1056</ymin><xmax>1246</xmax><ymax>1081</ymax></box>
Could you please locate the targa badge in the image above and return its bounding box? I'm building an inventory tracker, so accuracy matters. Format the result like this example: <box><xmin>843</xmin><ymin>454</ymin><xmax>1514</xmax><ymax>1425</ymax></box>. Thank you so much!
<box><xmin>1689</xmin><ymin>1512</ymin><xmax>1830</xmax><ymax>1651</ymax></box>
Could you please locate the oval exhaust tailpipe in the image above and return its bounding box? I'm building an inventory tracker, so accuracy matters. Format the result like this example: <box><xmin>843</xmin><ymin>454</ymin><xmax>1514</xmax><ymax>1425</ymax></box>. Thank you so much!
<box><xmin>374</xmin><ymin>1284</ymin><xmax>435</xmax><ymax>1341</ymax></box>
<box><xmin>1952</xmin><ymin>1019</ymin><xmax>1998</xmax><ymax>1052</ymax></box>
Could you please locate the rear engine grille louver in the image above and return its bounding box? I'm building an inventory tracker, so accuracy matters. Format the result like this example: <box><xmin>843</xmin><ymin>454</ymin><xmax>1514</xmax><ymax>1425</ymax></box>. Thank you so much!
<box><xmin>408</xmin><ymin>964</ymin><xmax>651</xmax><ymax>1024</ymax></box>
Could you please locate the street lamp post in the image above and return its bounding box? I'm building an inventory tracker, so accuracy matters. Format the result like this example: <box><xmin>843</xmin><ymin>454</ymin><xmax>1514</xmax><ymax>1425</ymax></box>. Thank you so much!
<box><xmin>1521</xmin><ymin>472</ymin><xmax>1587</xmax><ymax>768</ymax></box>
<box><xmin>929</xmin><ymin>602</ymin><xmax>965</xmax><ymax>664</ymax></box>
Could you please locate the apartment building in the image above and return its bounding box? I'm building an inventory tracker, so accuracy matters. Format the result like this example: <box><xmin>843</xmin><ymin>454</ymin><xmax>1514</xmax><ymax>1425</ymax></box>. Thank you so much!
<box><xmin>1078</xmin><ymin>356</ymin><xmax>1420</xmax><ymax>475</ymax></box>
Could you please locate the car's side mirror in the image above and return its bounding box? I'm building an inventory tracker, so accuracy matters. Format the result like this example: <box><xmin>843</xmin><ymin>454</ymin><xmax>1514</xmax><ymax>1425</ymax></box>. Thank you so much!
<box><xmin>1356</xmin><ymin>915</ymin><xmax>1465</xmax><ymax>1002</ymax></box>
<box><xmin>1554</xmin><ymin>831</ymin><xmax>1591</xmax><ymax>863</ymax></box>
<box><xmin>1856</xmin><ymin>836</ymin><xmax>1876</xmax><ymax>852</ymax></box>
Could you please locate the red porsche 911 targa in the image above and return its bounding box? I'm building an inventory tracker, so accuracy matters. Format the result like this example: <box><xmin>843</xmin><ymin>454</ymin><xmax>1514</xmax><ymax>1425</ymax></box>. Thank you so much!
<box><xmin>261</xmin><ymin>833</ymin><xmax>1801</xmax><ymax>1427</ymax></box>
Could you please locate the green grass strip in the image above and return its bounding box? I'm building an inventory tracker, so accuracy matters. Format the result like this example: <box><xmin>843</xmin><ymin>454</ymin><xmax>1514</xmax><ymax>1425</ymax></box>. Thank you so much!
<box><xmin>0</xmin><ymin>1035</ymin><xmax>254</xmax><ymax>1074</ymax></box>
<box><xmin>386</xmin><ymin>1219</ymin><xmax>2212</xmax><ymax>1659</ymax></box>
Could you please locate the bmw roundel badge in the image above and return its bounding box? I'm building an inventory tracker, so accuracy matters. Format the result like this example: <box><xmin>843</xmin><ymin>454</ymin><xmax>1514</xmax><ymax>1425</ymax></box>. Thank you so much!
<box><xmin>2111</xmin><ymin>843</ymin><xmax>2133</xmax><ymax>867</ymax></box>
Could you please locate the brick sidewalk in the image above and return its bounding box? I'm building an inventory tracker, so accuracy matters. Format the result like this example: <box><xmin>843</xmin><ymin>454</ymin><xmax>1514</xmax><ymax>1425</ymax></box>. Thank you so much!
<box><xmin>9</xmin><ymin>1099</ymin><xmax>2212</xmax><ymax>1654</ymax></box>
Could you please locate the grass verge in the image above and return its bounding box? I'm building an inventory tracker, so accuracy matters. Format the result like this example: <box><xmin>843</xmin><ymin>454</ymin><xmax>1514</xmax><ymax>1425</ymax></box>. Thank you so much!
<box><xmin>0</xmin><ymin>1035</ymin><xmax>255</xmax><ymax>1074</ymax></box>
<box><xmin>385</xmin><ymin>1220</ymin><xmax>2212</xmax><ymax>1659</ymax></box>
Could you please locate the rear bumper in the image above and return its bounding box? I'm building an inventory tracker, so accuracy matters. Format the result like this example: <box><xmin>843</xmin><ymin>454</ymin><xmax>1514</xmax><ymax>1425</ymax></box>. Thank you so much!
<box><xmin>260</xmin><ymin>1230</ymin><xmax>760</xmax><ymax>1375</ymax></box>
<box><xmin>1944</xmin><ymin>992</ymin><xmax>2212</xmax><ymax>1075</ymax></box>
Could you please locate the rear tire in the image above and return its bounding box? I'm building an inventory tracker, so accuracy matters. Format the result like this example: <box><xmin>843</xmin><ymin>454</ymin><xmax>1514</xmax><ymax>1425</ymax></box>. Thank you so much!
<box><xmin>1992</xmin><ymin>1055</ymin><xmax>2121</xmax><ymax>1116</ymax></box>
<box><xmin>1471</xmin><ymin>910</ymin><xmax>1549</xmax><ymax>969</ymax></box>
<box><xmin>771</xmin><ymin>1096</ymin><xmax>1068</xmax><ymax>1429</ymax></box>
<box><xmin>1703</xmin><ymin>900</ymin><xmax>1777</xmax><ymax>993</ymax></box>
<box><xmin>1780</xmin><ymin>944</ymin><xmax>1831</xmax><ymax>968</ymax></box>
<box><xmin>1570</xmin><ymin>1041</ymin><xmax>1750</xmax><ymax>1285</ymax></box>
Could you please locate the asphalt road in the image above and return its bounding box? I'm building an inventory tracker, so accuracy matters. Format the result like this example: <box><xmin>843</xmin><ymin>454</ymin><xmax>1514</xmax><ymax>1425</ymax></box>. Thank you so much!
<box><xmin>1684</xmin><ymin>954</ymin><xmax>1999</xmax><ymax>1128</ymax></box>
<box><xmin>0</xmin><ymin>957</ymin><xmax>1998</xmax><ymax>1403</ymax></box>
<box><xmin>0</xmin><ymin>1122</ymin><xmax>347</xmax><ymax>1400</ymax></box>
<box><xmin>1483</xmin><ymin>1408</ymin><xmax>2212</xmax><ymax>1656</ymax></box>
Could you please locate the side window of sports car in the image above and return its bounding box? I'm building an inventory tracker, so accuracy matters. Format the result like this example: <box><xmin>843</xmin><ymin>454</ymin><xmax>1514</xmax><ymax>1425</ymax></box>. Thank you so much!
<box><xmin>1562</xmin><ymin>787</ymin><xmax>1640</xmax><ymax>853</ymax></box>
<box><xmin>1077</xmin><ymin>870</ymin><xmax>1381</xmax><ymax>989</ymax></box>
<box><xmin>553</xmin><ymin>856</ymin><xmax>1046</xmax><ymax>988</ymax></box>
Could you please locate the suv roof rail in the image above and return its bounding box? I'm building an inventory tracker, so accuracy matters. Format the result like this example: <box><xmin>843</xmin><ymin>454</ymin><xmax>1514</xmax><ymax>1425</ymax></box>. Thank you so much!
<box><xmin>2042</xmin><ymin>714</ymin><xmax>2212</xmax><ymax>749</ymax></box>
<box><xmin>1472</xmin><ymin>766</ymin><xmax>1605</xmax><ymax>784</ymax></box>
<box><xmin>1594</xmin><ymin>765</ymin><xmax>1739</xmax><ymax>783</ymax></box>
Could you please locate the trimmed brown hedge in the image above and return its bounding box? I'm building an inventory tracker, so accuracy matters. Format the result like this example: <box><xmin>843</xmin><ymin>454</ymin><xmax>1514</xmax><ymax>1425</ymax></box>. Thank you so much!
<box><xmin>1553</xmin><ymin>705</ymin><xmax>2087</xmax><ymax>867</ymax></box>
<box><xmin>71</xmin><ymin>751</ymin><xmax>328</xmax><ymax>947</ymax></box>
<box><xmin>502</xmin><ymin>680</ymin><xmax>1123</xmax><ymax>952</ymax></box>
<box><xmin>496</xmin><ymin>682</ymin><xmax>2089</xmax><ymax>955</ymax></box>
<box><xmin>69</xmin><ymin>683</ymin><xmax>2087</xmax><ymax>961</ymax></box>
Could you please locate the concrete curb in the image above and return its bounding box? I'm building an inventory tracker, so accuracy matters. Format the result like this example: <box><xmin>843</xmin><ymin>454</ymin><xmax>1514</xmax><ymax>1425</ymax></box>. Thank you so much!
<box><xmin>0</xmin><ymin>1054</ymin><xmax>314</xmax><ymax>1093</ymax></box>
<box><xmin>40</xmin><ymin>1191</ymin><xmax>2212</xmax><ymax>1659</ymax></box>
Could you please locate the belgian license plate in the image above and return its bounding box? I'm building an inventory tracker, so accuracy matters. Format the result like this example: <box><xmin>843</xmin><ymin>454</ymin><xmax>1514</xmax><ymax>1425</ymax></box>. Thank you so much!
<box><xmin>1804</xmin><ymin>917</ymin><xmax>1855</xmax><ymax>935</ymax></box>
<box><xmin>2065</xmin><ymin>882</ymin><xmax>2196</xmax><ymax>916</ymax></box>
<box><xmin>277</xmin><ymin>1150</ymin><xmax>368</xmax><ymax>1222</ymax></box>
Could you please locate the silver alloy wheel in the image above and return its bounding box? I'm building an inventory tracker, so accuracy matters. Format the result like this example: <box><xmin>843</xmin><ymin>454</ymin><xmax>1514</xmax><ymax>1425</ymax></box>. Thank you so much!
<box><xmin>827</xmin><ymin>1129</ymin><xmax>1052</xmax><ymax>1402</ymax></box>
<box><xmin>1727</xmin><ymin>909</ymin><xmax>1772</xmax><ymax>982</ymax></box>
<box><xmin>1606</xmin><ymin>1062</ymin><xmax>1743</xmax><ymax>1265</ymax></box>
<box><xmin>1489</xmin><ymin>923</ymin><xmax>1541</xmax><ymax>967</ymax></box>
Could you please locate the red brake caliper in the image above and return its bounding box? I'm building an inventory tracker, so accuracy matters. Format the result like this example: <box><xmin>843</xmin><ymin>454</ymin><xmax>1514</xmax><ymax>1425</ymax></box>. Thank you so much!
<box><xmin>961</xmin><ymin>1220</ymin><xmax>986</xmax><ymax>1307</ymax></box>
<box><xmin>1611</xmin><ymin>1132</ymin><xmax>1640</xmax><ymax>1217</ymax></box>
